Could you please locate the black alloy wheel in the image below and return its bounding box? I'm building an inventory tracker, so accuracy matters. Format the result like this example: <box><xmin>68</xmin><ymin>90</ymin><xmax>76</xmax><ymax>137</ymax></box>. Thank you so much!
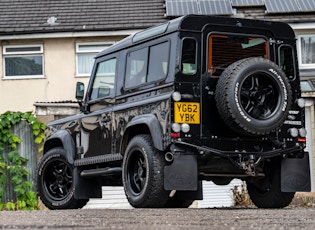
<box><xmin>37</xmin><ymin>148</ymin><xmax>88</xmax><ymax>209</ymax></box>
<box><xmin>240</xmin><ymin>72</ymin><xmax>279</xmax><ymax>120</ymax></box>
<box><xmin>44</xmin><ymin>159</ymin><xmax>72</xmax><ymax>200</ymax></box>
<box><xmin>122</xmin><ymin>135</ymin><xmax>169</xmax><ymax>208</ymax></box>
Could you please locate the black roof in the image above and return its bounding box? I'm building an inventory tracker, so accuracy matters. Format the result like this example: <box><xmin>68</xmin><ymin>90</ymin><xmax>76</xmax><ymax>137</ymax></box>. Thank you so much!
<box><xmin>0</xmin><ymin>0</ymin><xmax>168</xmax><ymax>35</ymax></box>
<box><xmin>96</xmin><ymin>15</ymin><xmax>295</xmax><ymax>58</ymax></box>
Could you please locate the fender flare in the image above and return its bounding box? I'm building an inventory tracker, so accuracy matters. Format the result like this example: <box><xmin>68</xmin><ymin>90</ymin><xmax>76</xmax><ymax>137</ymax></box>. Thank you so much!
<box><xmin>121</xmin><ymin>114</ymin><xmax>164</xmax><ymax>154</ymax></box>
<box><xmin>43</xmin><ymin>130</ymin><xmax>76</xmax><ymax>164</ymax></box>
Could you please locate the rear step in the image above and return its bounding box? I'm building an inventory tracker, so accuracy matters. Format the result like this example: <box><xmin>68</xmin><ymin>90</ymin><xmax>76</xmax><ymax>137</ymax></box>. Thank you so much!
<box><xmin>80</xmin><ymin>167</ymin><xmax>122</xmax><ymax>178</ymax></box>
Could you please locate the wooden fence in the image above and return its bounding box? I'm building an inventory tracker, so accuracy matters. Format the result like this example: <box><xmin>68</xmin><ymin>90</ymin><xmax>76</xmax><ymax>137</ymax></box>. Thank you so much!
<box><xmin>1</xmin><ymin>121</ymin><xmax>37</xmax><ymax>203</ymax></box>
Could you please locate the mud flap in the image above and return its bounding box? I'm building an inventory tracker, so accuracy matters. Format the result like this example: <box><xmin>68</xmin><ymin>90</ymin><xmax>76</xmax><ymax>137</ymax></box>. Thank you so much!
<box><xmin>73</xmin><ymin>168</ymin><xmax>102</xmax><ymax>199</ymax></box>
<box><xmin>281</xmin><ymin>152</ymin><xmax>311</xmax><ymax>192</ymax></box>
<box><xmin>164</xmin><ymin>154</ymin><xmax>198</xmax><ymax>191</ymax></box>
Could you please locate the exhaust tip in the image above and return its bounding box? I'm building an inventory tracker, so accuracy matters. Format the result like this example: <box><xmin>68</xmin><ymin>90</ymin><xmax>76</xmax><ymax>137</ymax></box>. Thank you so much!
<box><xmin>165</xmin><ymin>152</ymin><xmax>174</xmax><ymax>162</ymax></box>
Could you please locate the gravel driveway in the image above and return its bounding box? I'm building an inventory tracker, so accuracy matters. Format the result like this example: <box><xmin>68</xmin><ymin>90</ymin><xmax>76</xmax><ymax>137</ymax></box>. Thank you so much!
<box><xmin>0</xmin><ymin>207</ymin><xmax>314</xmax><ymax>230</ymax></box>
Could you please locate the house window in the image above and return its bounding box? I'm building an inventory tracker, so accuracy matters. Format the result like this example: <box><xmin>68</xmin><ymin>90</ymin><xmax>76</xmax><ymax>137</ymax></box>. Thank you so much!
<box><xmin>299</xmin><ymin>35</ymin><xmax>315</xmax><ymax>68</ymax></box>
<box><xmin>301</xmin><ymin>80</ymin><xmax>315</xmax><ymax>92</ymax></box>
<box><xmin>76</xmin><ymin>43</ymin><xmax>112</xmax><ymax>76</ymax></box>
<box><xmin>3</xmin><ymin>44</ymin><xmax>44</xmax><ymax>79</ymax></box>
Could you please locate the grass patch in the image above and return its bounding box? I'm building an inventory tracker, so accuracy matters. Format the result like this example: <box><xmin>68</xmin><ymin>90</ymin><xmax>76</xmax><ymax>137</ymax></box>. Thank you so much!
<box><xmin>291</xmin><ymin>192</ymin><xmax>315</xmax><ymax>207</ymax></box>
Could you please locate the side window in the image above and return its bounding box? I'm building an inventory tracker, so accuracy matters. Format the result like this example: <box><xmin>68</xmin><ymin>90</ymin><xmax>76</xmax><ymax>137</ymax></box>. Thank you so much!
<box><xmin>279</xmin><ymin>45</ymin><xmax>295</xmax><ymax>80</ymax></box>
<box><xmin>181</xmin><ymin>38</ymin><xmax>197</xmax><ymax>75</ymax></box>
<box><xmin>125</xmin><ymin>48</ymin><xmax>148</xmax><ymax>88</ymax></box>
<box><xmin>148</xmin><ymin>42</ymin><xmax>169</xmax><ymax>82</ymax></box>
<box><xmin>90</xmin><ymin>58</ymin><xmax>116</xmax><ymax>101</ymax></box>
<box><xmin>125</xmin><ymin>41</ymin><xmax>170</xmax><ymax>88</ymax></box>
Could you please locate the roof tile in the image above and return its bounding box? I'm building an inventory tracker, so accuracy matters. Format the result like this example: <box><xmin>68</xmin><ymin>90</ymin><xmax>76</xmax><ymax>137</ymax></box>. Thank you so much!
<box><xmin>0</xmin><ymin>0</ymin><xmax>167</xmax><ymax>35</ymax></box>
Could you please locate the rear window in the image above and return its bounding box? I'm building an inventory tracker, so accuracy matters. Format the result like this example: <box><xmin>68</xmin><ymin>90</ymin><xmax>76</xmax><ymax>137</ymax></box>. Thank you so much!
<box><xmin>208</xmin><ymin>34</ymin><xmax>268</xmax><ymax>76</ymax></box>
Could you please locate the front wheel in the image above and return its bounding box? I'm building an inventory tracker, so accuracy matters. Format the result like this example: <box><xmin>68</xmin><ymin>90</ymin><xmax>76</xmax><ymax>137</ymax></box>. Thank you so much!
<box><xmin>122</xmin><ymin>135</ymin><xmax>169</xmax><ymax>208</ymax></box>
<box><xmin>246</xmin><ymin>158</ymin><xmax>295</xmax><ymax>208</ymax></box>
<box><xmin>37</xmin><ymin>148</ymin><xmax>88</xmax><ymax>209</ymax></box>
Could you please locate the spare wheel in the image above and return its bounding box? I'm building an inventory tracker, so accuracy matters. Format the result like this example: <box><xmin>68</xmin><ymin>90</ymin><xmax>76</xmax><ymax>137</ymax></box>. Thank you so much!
<box><xmin>215</xmin><ymin>57</ymin><xmax>292</xmax><ymax>136</ymax></box>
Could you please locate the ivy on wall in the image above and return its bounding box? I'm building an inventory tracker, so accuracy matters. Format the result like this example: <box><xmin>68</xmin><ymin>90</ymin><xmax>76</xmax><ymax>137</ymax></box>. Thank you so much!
<box><xmin>0</xmin><ymin>111</ymin><xmax>46</xmax><ymax>210</ymax></box>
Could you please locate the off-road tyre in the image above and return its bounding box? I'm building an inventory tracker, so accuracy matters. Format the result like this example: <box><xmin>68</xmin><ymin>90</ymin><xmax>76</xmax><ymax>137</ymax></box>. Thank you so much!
<box><xmin>37</xmin><ymin>148</ymin><xmax>88</xmax><ymax>209</ymax></box>
<box><xmin>122</xmin><ymin>134</ymin><xmax>169</xmax><ymax>208</ymax></box>
<box><xmin>215</xmin><ymin>57</ymin><xmax>292</xmax><ymax>136</ymax></box>
<box><xmin>246</xmin><ymin>158</ymin><xmax>295</xmax><ymax>208</ymax></box>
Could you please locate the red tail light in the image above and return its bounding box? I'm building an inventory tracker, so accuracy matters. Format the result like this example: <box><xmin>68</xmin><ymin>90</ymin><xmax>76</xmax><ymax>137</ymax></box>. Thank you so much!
<box><xmin>298</xmin><ymin>137</ymin><xmax>306</xmax><ymax>143</ymax></box>
<box><xmin>170</xmin><ymin>133</ymin><xmax>180</xmax><ymax>138</ymax></box>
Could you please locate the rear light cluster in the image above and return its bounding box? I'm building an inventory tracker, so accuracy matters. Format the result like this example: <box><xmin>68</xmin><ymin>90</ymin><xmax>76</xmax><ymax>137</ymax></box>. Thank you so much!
<box><xmin>289</xmin><ymin>128</ymin><xmax>307</xmax><ymax>143</ymax></box>
<box><xmin>171</xmin><ymin>122</ymin><xmax>190</xmax><ymax>135</ymax></box>
<box><xmin>170</xmin><ymin>93</ymin><xmax>307</xmax><ymax>142</ymax></box>
<box><xmin>297</xmin><ymin>98</ymin><xmax>305</xmax><ymax>108</ymax></box>
<box><xmin>288</xmin><ymin>128</ymin><xmax>307</xmax><ymax>138</ymax></box>
<box><xmin>289</xmin><ymin>98</ymin><xmax>307</xmax><ymax>142</ymax></box>
<box><xmin>171</xmin><ymin>91</ymin><xmax>191</xmax><ymax>138</ymax></box>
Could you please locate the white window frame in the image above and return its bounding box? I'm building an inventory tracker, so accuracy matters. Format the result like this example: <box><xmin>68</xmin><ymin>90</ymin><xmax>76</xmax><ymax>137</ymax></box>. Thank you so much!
<box><xmin>3</xmin><ymin>44</ymin><xmax>44</xmax><ymax>79</ymax></box>
<box><xmin>75</xmin><ymin>42</ymin><xmax>113</xmax><ymax>77</ymax></box>
<box><xmin>297</xmin><ymin>35</ymin><xmax>315</xmax><ymax>69</ymax></box>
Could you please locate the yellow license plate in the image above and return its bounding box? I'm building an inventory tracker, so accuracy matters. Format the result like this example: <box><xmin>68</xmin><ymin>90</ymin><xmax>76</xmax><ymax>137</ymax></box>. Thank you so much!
<box><xmin>174</xmin><ymin>102</ymin><xmax>200</xmax><ymax>124</ymax></box>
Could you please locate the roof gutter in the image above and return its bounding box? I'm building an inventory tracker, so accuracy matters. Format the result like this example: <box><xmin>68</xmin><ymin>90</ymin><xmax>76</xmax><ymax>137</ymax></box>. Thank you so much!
<box><xmin>289</xmin><ymin>22</ymin><xmax>315</xmax><ymax>30</ymax></box>
<box><xmin>0</xmin><ymin>30</ymin><xmax>140</xmax><ymax>40</ymax></box>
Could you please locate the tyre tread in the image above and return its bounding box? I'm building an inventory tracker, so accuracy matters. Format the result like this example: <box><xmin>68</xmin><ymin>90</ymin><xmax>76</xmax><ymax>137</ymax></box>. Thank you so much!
<box><xmin>215</xmin><ymin>57</ymin><xmax>292</xmax><ymax>136</ymax></box>
<box><xmin>37</xmin><ymin>147</ymin><xmax>88</xmax><ymax>210</ymax></box>
<box><xmin>123</xmin><ymin>134</ymin><xmax>169</xmax><ymax>208</ymax></box>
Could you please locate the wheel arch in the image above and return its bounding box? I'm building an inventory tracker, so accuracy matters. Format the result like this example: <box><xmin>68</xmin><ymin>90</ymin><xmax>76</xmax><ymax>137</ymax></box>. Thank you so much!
<box><xmin>43</xmin><ymin>130</ymin><xmax>76</xmax><ymax>164</ymax></box>
<box><xmin>120</xmin><ymin>114</ymin><xmax>164</xmax><ymax>155</ymax></box>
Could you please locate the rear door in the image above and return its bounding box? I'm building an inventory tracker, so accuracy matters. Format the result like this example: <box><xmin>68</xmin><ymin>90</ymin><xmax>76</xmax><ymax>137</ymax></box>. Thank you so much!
<box><xmin>202</xmin><ymin>25</ymin><xmax>272</xmax><ymax>137</ymax></box>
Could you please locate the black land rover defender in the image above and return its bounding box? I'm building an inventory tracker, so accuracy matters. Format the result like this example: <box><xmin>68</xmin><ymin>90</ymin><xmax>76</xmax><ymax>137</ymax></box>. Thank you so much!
<box><xmin>37</xmin><ymin>15</ymin><xmax>311</xmax><ymax>209</ymax></box>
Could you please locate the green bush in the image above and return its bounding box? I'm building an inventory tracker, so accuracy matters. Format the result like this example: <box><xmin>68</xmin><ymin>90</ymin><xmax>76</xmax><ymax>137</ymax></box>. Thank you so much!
<box><xmin>0</xmin><ymin>111</ymin><xmax>46</xmax><ymax>210</ymax></box>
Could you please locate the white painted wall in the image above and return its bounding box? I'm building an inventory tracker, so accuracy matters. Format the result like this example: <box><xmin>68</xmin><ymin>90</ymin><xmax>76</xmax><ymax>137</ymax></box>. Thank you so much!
<box><xmin>0</xmin><ymin>36</ymin><xmax>125</xmax><ymax>113</ymax></box>
<box><xmin>84</xmin><ymin>179</ymin><xmax>242</xmax><ymax>209</ymax></box>
<box><xmin>305</xmin><ymin>99</ymin><xmax>315</xmax><ymax>191</ymax></box>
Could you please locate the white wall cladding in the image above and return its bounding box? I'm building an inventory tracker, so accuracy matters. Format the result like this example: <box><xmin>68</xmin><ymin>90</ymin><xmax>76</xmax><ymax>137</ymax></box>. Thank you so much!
<box><xmin>84</xmin><ymin>179</ymin><xmax>242</xmax><ymax>209</ymax></box>
<box><xmin>197</xmin><ymin>179</ymin><xmax>242</xmax><ymax>208</ymax></box>
<box><xmin>84</xmin><ymin>186</ymin><xmax>132</xmax><ymax>209</ymax></box>
<box><xmin>304</xmin><ymin>100</ymin><xmax>314</xmax><ymax>191</ymax></box>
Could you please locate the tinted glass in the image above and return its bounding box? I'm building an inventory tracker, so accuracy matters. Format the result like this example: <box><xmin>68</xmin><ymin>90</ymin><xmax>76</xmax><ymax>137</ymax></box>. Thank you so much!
<box><xmin>125</xmin><ymin>48</ymin><xmax>148</xmax><ymax>88</ymax></box>
<box><xmin>208</xmin><ymin>34</ymin><xmax>267</xmax><ymax>76</ymax></box>
<box><xmin>148</xmin><ymin>42</ymin><xmax>169</xmax><ymax>82</ymax></box>
<box><xmin>279</xmin><ymin>45</ymin><xmax>295</xmax><ymax>80</ymax></box>
<box><xmin>181</xmin><ymin>38</ymin><xmax>197</xmax><ymax>75</ymax></box>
